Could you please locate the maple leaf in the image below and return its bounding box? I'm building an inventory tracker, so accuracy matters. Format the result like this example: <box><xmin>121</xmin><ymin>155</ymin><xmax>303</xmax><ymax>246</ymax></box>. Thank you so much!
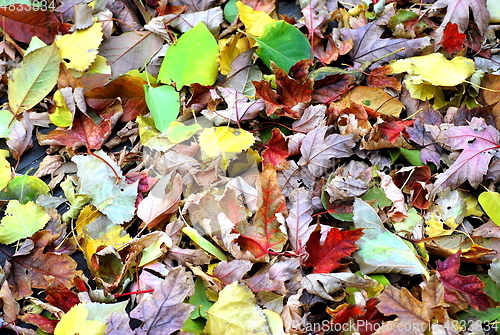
<box><xmin>7</xmin><ymin>231</ymin><xmax>82</xmax><ymax>299</ymax></box>
<box><xmin>304</xmin><ymin>227</ymin><xmax>363</xmax><ymax>273</ymax></box>
<box><xmin>368</xmin><ymin>65</ymin><xmax>402</xmax><ymax>91</ymax></box>
<box><xmin>432</xmin><ymin>117</ymin><xmax>500</xmax><ymax>194</ymax></box>
<box><xmin>236</xmin><ymin>164</ymin><xmax>288</xmax><ymax>259</ymax></box>
<box><xmin>312</xmin><ymin>73</ymin><xmax>354</xmax><ymax>104</ymax></box>
<box><xmin>262</xmin><ymin>128</ymin><xmax>289</xmax><ymax>169</ymax></box>
<box><xmin>298</xmin><ymin>126</ymin><xmax>356</xmax><ymax>177</ymax></box>
<box><xmin>130</xmin><ymin>267</ymin><xmax>195</xmax><ymax>335</ymax></box>
<box><xmin>253</xmin><ymin>61</ymin><xmax>313</xmax><ymax>119</ymax></box>
<box><xmin>285</xmin><ymin>188</ymin><xmax>314</xmax><ymax>254</ymax></box>
<box><xmin>436</xmin><ymin>252</ymin><xmax>493</xmax><ymax>311</ymax></box>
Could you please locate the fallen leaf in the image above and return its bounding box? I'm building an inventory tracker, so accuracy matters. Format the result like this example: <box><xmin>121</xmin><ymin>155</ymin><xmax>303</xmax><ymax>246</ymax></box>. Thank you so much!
<box><xmin>262</xmin><ymin>128</ymin><xmax>289</xmax><ymax>169</ymax></box>
<box><xmin>305</xmin><ymin>227</ymin><xmax>363</xmax><ymax>273</ymax></box>
<box><xmin>442</xmin><ymin>23</ymin><xmax>467</xmax><ymax>54</ymax></box>
<box><xmin>436</xmin><ymin>252</ymin><xmax>493</xmax><ymax>311</ymax></box>
<box><xmin>55</xmin><ymin>22</ymin><xmax>103</xmax><ymax>72</ymax></box>
<box><xmin>0</xmin><ymin>200</ymin><xmax>50</xmax><ymax>244</ymax></box>
<box><xmin>0</xmin><ymin>5</ymin><xmax>60</xmax><ymax>44</ymax></box>
<box><xmin>236</xmin><ymin>164</ymin><xmax>288</xmax><ymax>259</ymax></box>
<box><xmin>236</xmin><ymin>1</ymin><xmax>275</xmax><ymax>37</ymax></box>
<box><xmin>8</xmin><ymin>42</ymin><xmax>60</xmax><ymax>115</ymax></box>
<box><xmin>204</xmin><ymin>282</ymin><xmax>272</xmax><ymax>335</ymax></box>
<box><xmin>130</xmin><ymin>267</ymin><xmax>195</xmax><ymax>335</ymax></box>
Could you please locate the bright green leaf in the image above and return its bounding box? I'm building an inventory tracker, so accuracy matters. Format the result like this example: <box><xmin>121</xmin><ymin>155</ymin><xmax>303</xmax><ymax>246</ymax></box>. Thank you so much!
<box><xmin>478</xmin><ymin>191</ymin><xmax>500</xmax><ymax>226</ymax></box>
<box><xmin>254</xmin><ymin>21</ymin><xmax>311</xmax><ymax>72</ymax></box>
<box><xmin>2</xmin><ymin>175</ymin><xmax>50</xmax><ymax>204</ymax></box>
<box><xmin>352</xmin><ymin>198</ymin><xmax>429</xmax><ymax>277</ymax></box>
<box><xmin>399</xmin><ymin>148</ymin><xmax>424</xmax><ymax>166</ymax></box>
<box><xmin>0</xmin><ymin>200</ymin><xmax>50</xmax><ymax>244</ymax></box>
<box><xmin>158</xmin><ymin>22</ymin><xmax>219</xmax><ymax>88</ymax></box>
<box><xmin>137</xmin><ymin>116</ymin><xmax>176</xmax><ymax>151</ymax></box>
<box><xmin>183</xmin><ymin>226</ymin><xmax>227</xmax><ymax>261</ymax></box>
<box><xmin>144</xmin><ymin>84</ymin><xmax>180</xmax><ymax>132</ymax></box>
<box><xmin>8</xmin><ymin>42</ymin><xmax>60</xmax><ymax>114</ymax></box>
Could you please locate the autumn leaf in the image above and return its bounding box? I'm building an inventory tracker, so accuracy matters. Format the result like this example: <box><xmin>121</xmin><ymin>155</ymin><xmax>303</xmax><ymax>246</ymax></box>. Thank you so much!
<box><xmin>436</xmin><ymin>252</ymin><xmax>494</xmax><ymax>311</ymax></box>
<box><xmin>304</xmin><ymin>227</ymin><xmax>363</xmax><ymax>273</ymax></box>
<box><xmin>432</xmin><ymin>117</ymin><xmax>500</xmax><ymax>194</ymax></box>
<box><xmin>236</xmin><ymin>164</ymin><xmax>288</xmax><ymax>259</ymax></box>
<box><xmin>130</xmin><ymin>267</ymin><xmax>195</xmax><ymax>335</ymax></box>
<box><xmin>442</xmin><ymin>23</ymin><xmax>467</xmax><ymax>53</ymax></box>
<box><xmin>0</xmin><ymin>200</ymin><xmax>50</xmax><ymax>244</ymax></box>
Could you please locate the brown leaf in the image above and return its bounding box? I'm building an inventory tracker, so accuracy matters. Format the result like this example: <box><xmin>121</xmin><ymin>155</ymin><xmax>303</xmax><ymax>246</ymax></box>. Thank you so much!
<box><xmin>436</xmin><ymin>252</ymin><xmax>493</xmax><ymax>311</ymax></box>
<box><xmin>368</xmin><ymin>66</ymin><xmax>402</xmax><ymax>91</ymax></box>
<box><xmin>20</xmin><ymin>314</ymin><xmax>58</xmax><ymax>334</ymax></box>
<box><xmin>45</xmin><ymin>280</ymin><xmax>80</xmax><ymax>313</ymax></box>
<box><xmin>312</xmin><ymin>74</ymin><xmax>353</xmax><ymax>104</ymax></box>
<box><xmin>0</xmin><ymin>6</ymin><xmax>60</xmax><ymax>44</ymax></box>
<box><xmin>7</xmin><ymin>231</ymin><xmax>82</xmax><ymax>299</ymax></box>
<box><xmin>85</xmin><ymin>75</ymin><xmax>147</xmax><ymax>122</ymax></box>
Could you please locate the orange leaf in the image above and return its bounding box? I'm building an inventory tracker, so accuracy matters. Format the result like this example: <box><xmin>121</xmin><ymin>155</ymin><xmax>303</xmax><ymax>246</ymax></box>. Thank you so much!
<box><xmin>236</xmin><ymin>164</ymin><xmax>288</xmax><ymax>258</ymax></box>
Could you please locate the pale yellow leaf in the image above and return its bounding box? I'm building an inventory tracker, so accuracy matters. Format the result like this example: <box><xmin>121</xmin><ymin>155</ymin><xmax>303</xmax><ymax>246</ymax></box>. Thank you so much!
<box><xmin>50</xmin><ymin>90</ymin><xmax>73</xmax><ymax>127</ymax></box>
<box><xmin>390</xmin><ymin>53</ymin><xmax>475</xmax><ymax>86</ymax></box>
<box><xmin>0</xmin><ymin>150</ymin><xmax>11</xmax><ymax>191</ymax></box>
<box><xmin>0</xmin><ymin>201</ymin><xmax>50</xmax><ymax>244</ymax></box>
<box><xmin>55</xmin><ymin>22</ymin><xmax>103</xmax><ymax>71</ymax></box>
<box><xmin>236</xmin><ymin>1</ymin><xmax>276</xmax><ymax>37</ymax></box>
<box><xmin>204</xmin><ymin>282</ymin><xmax>271</xmax><ymax>335</ymax></box>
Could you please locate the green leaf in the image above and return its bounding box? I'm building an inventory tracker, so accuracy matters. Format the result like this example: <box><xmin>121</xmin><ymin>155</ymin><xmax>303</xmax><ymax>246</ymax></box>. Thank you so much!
<box><xmin>254</xmin><ymin>21</ymin><xmax>311</xmax><ymax>72</ymax></box>
<box><xmin>0</xmin><ymin>200</ymin><xmax>50</xmax><ymax>244</ymax></box>
<box><xmin>182</xmin><ymin>226</ymin><xmax>227</xmax><ymax>261</ymax></box>
<box><xmin>2</xmin><ymin>175</ymin><xmax>50</xmax><ymax>204</ymax></box>
<box><xmin>8</xmin><ymin>42</ymin><xmax>60</xmax><ymax>114</ymax></box>
<box><xmin>166</xmin><ymin>121</ymin><xmax>202</xmax><ymax>143</ymax></box>
<box><xmin>352</xmin><ymin>198</ymin><xmax>429</xmax><ymax>277</ymax></box>
<box><xmin>72</xmin><ymin>151</ymin><xmax>138</xmax><ymax>224</ymax></box>
<box><xmin>224</xmin><ymin>0</ymin><xmax>238</xmax><ymax>23</ymax></box>
<box><xmin>399</xmin><ymin>148</ymin><xmax>424</xmax><ymax>166</ymax></box>
<box><xmin>361</xmin><ymin>186</ymin><xmax>392</xmax><ymax>208</ymax></box>
<box><xmin>158</xmin><ymin>22</ymin><xmax>219</xmax><ymax>88</ymax></box>
<box><xmin>189</xmin><ymin>278</ymin><xmax>213</xmax><ymax>319</ymax></box>
<box><xmin>144</xmin><ymin>85</ymin><xmax>180</xmax><ymax>132</ymax></box>
<box><xmin>478</xmin><ymin>191</ymin><xmax>500</xmax><ymax>226</ymax></box>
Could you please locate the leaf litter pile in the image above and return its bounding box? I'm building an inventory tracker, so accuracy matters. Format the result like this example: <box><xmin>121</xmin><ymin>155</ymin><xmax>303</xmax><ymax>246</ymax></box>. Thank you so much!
<box><xmin>3</xmin><ymin>0</ymin><xmax>500</xmax><ymax>334</ymax></box>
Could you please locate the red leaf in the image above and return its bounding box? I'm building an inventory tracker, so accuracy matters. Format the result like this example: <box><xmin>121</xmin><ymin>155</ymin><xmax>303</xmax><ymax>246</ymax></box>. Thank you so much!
<box><xmin>0</xmin><ymin>6</ymin><xmax>60</xmax><ymax>44</ymax></box>
<box><xmin>236</xmin><ymin>164</ymin><xmax>288</xmax><ymax>258</ymax></box>
<box><xmin>312</xmin><ymin>74</ymin><xmax>353</xmax><ymax>104</ymax></box>
<box><xmin>436</xmin><ymin>252</ymin><xmax>493</xmax><ymax>311</ymax></box>
<box><xmin>37</xmin><ymin>108</ymin><xmax>120</xmax><ymax>150</ymax></box>
<box><xmin>393</xmin><ymin>166</ymin><xmax>432</xmax><ymax>209</ymax></box>
<box><xmin>368</xmin><ymin>66</ymin><xmax>402</xmax><ymax>91</ymax></box>
<box><xmin>20</xmin><ymin>314</ymin><xmax>58</xmax><ymax>333</ymax></box>
<box><xmin>262</xmin><ymin>128</ymin><xmax>289</xmax><ymax>169</ymax></box>
<box><xmin>45</xmin><ymin>280</ymin><xmax>80</xmax><ymax>313</ymax></box>
<box><xmin>442</xmin><ymin>23</ymin><xmax>466</xmax><ymax>54</ymax></box>
<box><xmin>377</xmin><ymin>120</ymin><xmax>414</xmax><ymax>144</ymax></box>
<box><xmin>85</xmin><ymin>75</ymin><xmax>148</xmax><ymax>122</ymax></box>
<box><xmin>305</xmin><ymin>227</ymin><xmax>363</xmax><ymax>273</ymax></box>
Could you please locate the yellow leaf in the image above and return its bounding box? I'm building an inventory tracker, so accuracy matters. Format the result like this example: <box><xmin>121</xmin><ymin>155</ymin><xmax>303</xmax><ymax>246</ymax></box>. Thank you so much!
<box><xmin>425</xmin><ymin>218</ymin><xmax>459</xmax><ymax>238</ymax></box>
<box><xmin>88</xmin><ymin>55</ymin><xmax>111</xmax><ymax>74</ymax></box>
<box><xmin>389</xmin><ymin>53</ymin><xmax>475</xmax><ymax>86</ymax></box>
<box><xmin>218</xmin><ymin>33</ymin><xmax>252</xmax><ymax>75</ymax></box>
<box><xmin>50</xmin><ymin>90</ymin><xmax>73</xmax><ymax>127</ymax></box>
<box><xmin>55</xmin><ymin>22</ymin><xmax>103</xmax><ymax>72</ymax></box>
<box><xmin>236</xmin><ymin>1</ymin><xmax>276</xmax><ymax>37</ymax></box>
<box><xmin>349</xmin><ymin>86</ymin><xmax>404</xmax><ymax>117</ymax></box>
<box><xmin>0</xmin><ymin>150</ymin><xmax>11</xmax><ymax>190</ymax></box>
<box><xmin>76</xmin><ymin>206</ymin><xmax>131</xmax><ymax>270</ymax></box>
<box><xmin>54</xmin><ymin>304</ymin><xmax>106</xmax><ymax>335</ymax></box>
<box><xmin>204</xmin><ymin>282</ymin><xmax>272</xmax><ymax>335</ymax></box>
<box><xmin>198</xmin><ymin>126</ymin><xmax>255</xmax><ymax>166</ymax></box>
